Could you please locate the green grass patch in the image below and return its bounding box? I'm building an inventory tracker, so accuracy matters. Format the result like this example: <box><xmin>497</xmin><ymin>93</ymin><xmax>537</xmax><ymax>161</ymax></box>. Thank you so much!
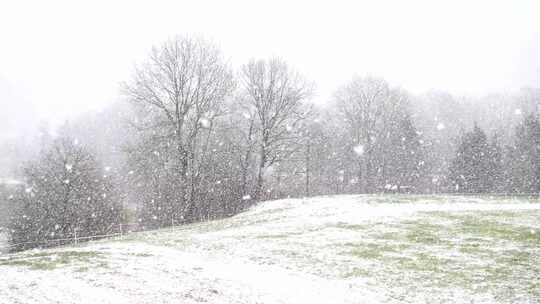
<box><xmin>405</xmin><ymin>228</ymin><xmax>440</xmax><ymax>244</ymax></box>
<box><xmin>125</xmin><ymin>252</ymin><xmax>153</xmax><ymax>257</ymax></box>
<box><xmin>433</xmin><ymin>212</ymin><xmax>540</xmax><ymax>245</ymax></box>
<box><xmin>459</xmin><ymin>242</ymin><xmax>485</xmax><ymax>254</ymax></box>
<box><xmin>396</xmin><ymin>253</ymin><xmax>452</xmax><ymax>272</ymax></box>
<box><xmin>335</xmin><ymin>223</ymin><xmax>369</xmax><ymax>231</ymax></box>
<box><xmin>0</xmin><ymin>250</ymin><xmax>107</xmax><ymax>271</ymax></box>
<box><xmin>342</xmin><ymin>242</ymin><xmax>403</xmax><ymax>259</ymax></box>
<box><xmin>74</xmin><ymin>266</ymin><xmax>89</xmax><ymax>272</ymax></box>
<box><xmin>256</xmin><ymin>234</ymin><xmax>289</xmax><ymax>239</ymax></box>
<box><xmin>342</xmin><ymin>266</ymin><xmax>371</xmax><ymax>278</ymax></box>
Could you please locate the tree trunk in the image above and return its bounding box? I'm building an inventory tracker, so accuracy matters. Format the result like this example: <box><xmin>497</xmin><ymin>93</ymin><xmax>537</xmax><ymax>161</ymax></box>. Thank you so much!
<box><xmin>254</xmin><ymin>148</ymin><xmax>266</xmax><ymax>201</ymax></box>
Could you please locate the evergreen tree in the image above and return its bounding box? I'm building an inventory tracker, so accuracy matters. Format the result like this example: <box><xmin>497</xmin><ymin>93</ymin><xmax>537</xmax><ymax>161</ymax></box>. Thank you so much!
<box><xmin>508</xmin><ymin>114</ymin><xmax>540</xmax><ymax>193</ymax></box>
<box><xmin>383</xmin><ymin>114</ymin><xmax>425</xmax><ymax>192</ymax></box>
<box><xmin>449</xmin><ymin>124</ymin><xmax>494</xmax><ymax>193</ymax></box>
<box><xmin>487</xmin><ymin>133</ymin><xmax>505</xmax><ymax>192</ymax></box>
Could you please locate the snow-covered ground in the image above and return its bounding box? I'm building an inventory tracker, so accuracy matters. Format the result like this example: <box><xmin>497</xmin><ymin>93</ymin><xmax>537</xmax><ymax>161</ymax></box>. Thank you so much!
<box><xmin>1</xmin><ymin>194</ymin><xmax>540</xmax><ymax>303</ymax></box>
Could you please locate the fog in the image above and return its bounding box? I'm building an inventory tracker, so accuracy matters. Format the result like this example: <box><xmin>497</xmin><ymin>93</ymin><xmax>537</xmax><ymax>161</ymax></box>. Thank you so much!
<box><xmin>1</xmin><ymin>0</ymin><xmax>539</xmax><ymax>134</ymax></box>
<box><xmin>2</xmin><ymin>3</ymin><xmax>540</xmax><ymax>302</ymax></box>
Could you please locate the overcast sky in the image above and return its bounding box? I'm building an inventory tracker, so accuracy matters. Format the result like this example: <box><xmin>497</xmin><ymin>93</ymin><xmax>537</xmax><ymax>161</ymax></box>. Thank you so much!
<box><xmin>1</xmin><ymin>0</ymin><xmax>539</xmax><ymax>131</ymax></box>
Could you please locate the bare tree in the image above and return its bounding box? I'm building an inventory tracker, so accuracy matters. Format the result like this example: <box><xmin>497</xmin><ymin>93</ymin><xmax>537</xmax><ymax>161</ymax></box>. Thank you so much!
<box><xmin>227</xmin><ymin>94</ymin><xmax>258</xmax><ymax>201</ymax></box>
<box><xmin>7</xmin><ymin>130</ymin><xmax>122</xmax><ymax>251</ymax></box>
<box><xmin>333</xmin><ymin>76</ymin><xmax>408</xmax><ymax>192</ymax></box>
<box><xmin>123</xmin><ymin>35</ymin><xmax>235</xmax><ymax>222</ymax></box>
<box><xmin>240</xmin><ymin>58</ymin><xmax>313</xmax><ymax>200</ymax></box>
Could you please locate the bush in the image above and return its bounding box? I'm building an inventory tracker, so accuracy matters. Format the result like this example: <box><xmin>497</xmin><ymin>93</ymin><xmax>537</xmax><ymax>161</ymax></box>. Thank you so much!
<box><xmin>7</xmin><ymin>136</ymin><xmax>123</xmax><ymax>251</ymax></box>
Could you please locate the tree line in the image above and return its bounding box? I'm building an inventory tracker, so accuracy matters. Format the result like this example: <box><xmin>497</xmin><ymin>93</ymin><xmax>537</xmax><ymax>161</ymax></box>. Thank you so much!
<box><xmin>1</xmin><ymin>35</ymin><xmax>539</xmax><ymax>251</ymax></box>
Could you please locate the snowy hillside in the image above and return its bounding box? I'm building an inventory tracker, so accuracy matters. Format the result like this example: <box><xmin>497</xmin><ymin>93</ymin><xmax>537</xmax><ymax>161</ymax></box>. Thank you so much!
<box><xmin>1</xmin><ymin>195</ymin><xmax>540</xmax><ymax>303</ymax></box>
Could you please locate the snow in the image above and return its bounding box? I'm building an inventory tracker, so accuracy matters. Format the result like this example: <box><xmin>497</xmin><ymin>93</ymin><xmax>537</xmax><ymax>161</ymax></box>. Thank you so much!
<box><xmin>199</xmin><ymin>118</ymin><xmax>211</xmax><ymax>128</ymax></box>
<box><xmin>0</xmin><ymin>178</ymin><xmax>23</xmax><ymax>186</ymax></box>
<box><xmin>1</xmin><ymin>195</ymin><xmax>540</xmax><ymax>303</ymax></box>
<box><xmin>436</xmin><ymin>122</ymin><xmax>445</xmax><ymax>130</ymax></box>
<box><xmin>353</xmin><ymin>144</ymin><xmax>364</xmax><ymax>156</ymax></box>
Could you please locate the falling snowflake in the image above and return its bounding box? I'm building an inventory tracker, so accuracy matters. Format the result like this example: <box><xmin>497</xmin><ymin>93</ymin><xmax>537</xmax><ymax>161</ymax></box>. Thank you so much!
<box><xmin>353</xmin><ymin>144</ymin><xmax>364</xmax><ymax>156</ymax></box>
<box><xmin>436</xmin><ymin>123</ymin><xmax>445</xmax><ymax>131</ymax></box>
<box><xmin>242</xmin><ymin>194</ymin><xmax>251</xmax><ymax>200</ymax></box>
<box><xmin>199</xmin><ymin>118</ymin><xmax>211</xmax><ymax>128</ymax></box>
<box><xmin>515</xmin><ymin>108</ymin><xmax>522</xmax><ymax>115</ymax></box>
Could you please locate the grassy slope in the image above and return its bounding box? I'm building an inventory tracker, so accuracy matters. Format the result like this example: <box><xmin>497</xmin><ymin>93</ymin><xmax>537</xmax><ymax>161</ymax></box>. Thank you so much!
<box><xmin>1</xmin><ymin>194</ymin><xmax>539</xmax><ymax>303</ymax></box>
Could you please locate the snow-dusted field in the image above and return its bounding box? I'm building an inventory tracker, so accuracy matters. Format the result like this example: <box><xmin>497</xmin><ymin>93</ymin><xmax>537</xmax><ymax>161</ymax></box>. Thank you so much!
<box><xmin>1</xmin><ymin>194</ymin><xmax>540</xmax><ymax>303</ymax></box>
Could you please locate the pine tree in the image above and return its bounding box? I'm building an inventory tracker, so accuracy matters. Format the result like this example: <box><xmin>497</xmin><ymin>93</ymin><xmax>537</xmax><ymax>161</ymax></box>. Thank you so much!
<box><xmin>487</xmin><ymin>134</ymin><xmax>504</xmax><ymax>192</ymax></box>
<box><xmin>508</xmin><ymin>114</ymin><xmax>540</xmax><ymax>193</ymax></box>
<box><xmin>449</xmin><ymin>124</ymin><xmax>494</xmax><ymax>193</ymax></box>
<box><xmin>384</xmin><ymin>114</ymin><xmax>425</xmax><ymax>192</ymax></box>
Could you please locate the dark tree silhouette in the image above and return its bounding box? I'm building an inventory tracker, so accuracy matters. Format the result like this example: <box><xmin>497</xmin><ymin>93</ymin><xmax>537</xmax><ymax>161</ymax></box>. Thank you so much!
<box><xmin>508</xmin><ymin>114</ymin><xmax>540</xmax><ymax>193</ymax></box>
<box><xmin>7</xmin><ymin>134</ymin><xmax>122</xmax><ymax>251</ymax></box>
<box><xmin>449</xmin><ymin>124</ymin><xmax>499</xmax><ymax>193</ymax></box>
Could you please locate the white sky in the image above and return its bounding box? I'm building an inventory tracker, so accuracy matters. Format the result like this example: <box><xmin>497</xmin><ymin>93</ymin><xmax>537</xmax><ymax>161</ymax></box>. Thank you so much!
<box><xmin>1</xmin><ymin>0</ymin><xmax>539</xmax><ymax>128</ymax></box>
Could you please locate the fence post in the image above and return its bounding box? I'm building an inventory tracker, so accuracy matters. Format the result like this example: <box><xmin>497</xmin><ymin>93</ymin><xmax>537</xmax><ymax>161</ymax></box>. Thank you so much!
<box><xmin>74</xmin><ymin>229</ymin><xmax>78</xmax><ymax>245</ymax></box>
